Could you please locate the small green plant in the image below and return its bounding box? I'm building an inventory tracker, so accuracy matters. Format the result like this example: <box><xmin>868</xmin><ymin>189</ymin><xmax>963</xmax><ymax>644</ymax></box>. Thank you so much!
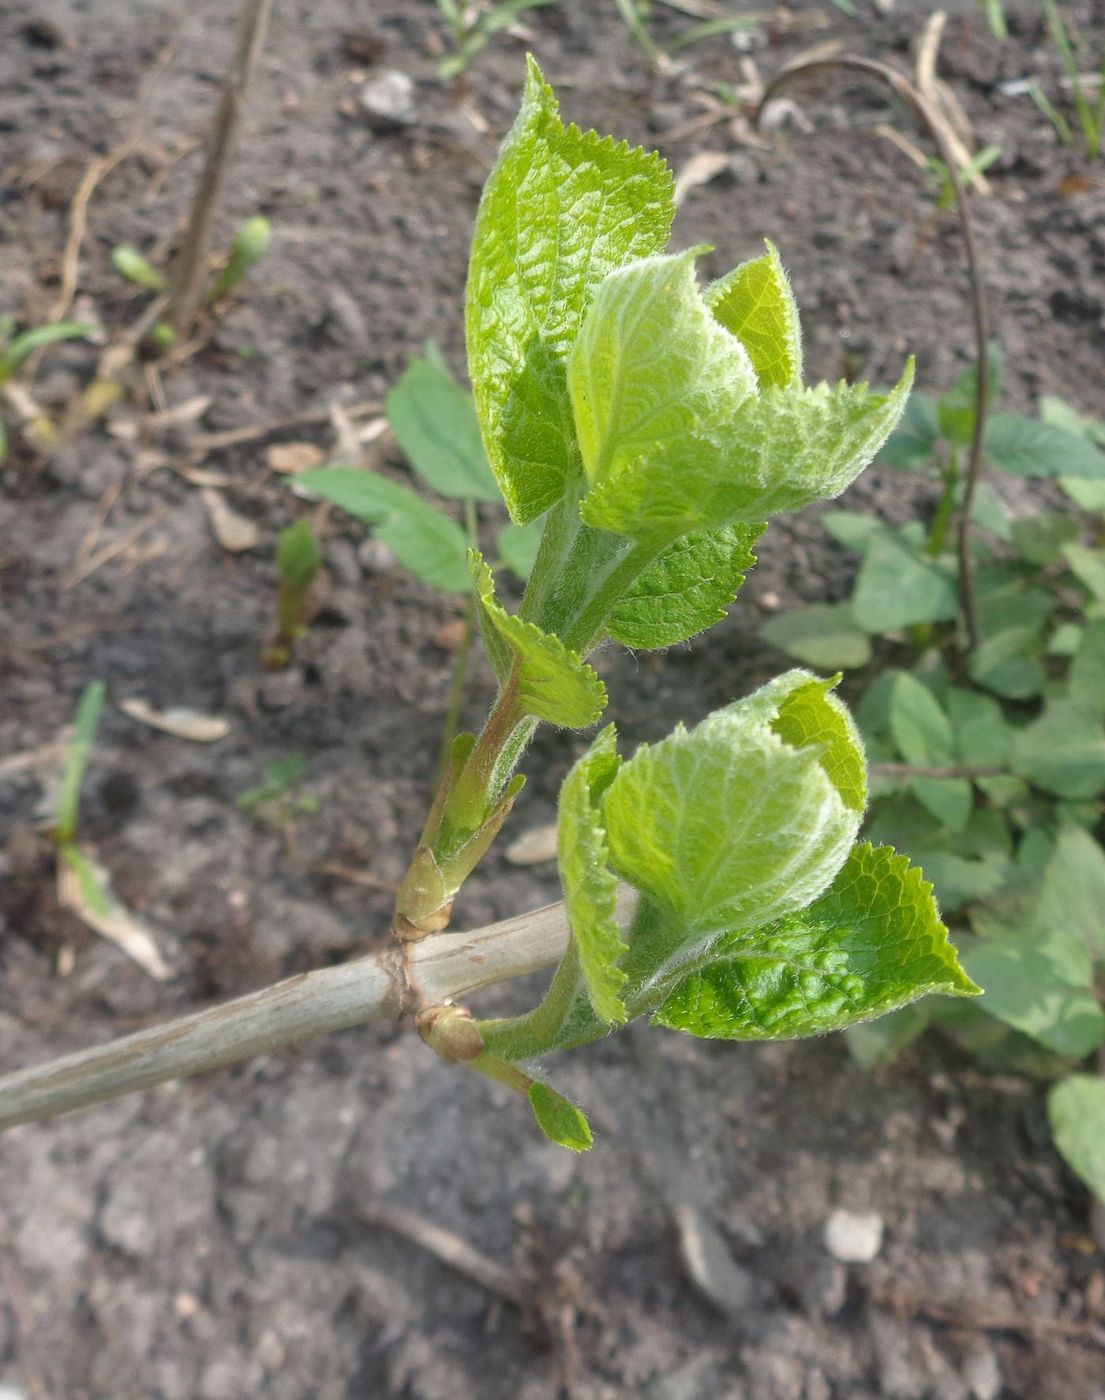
<box><xmin>237</xmin><ymin>754</ymin><xmax>317</xmax><ymax>823</ymax></box>
<box><xmin>763</xmin><ymin>374</ymin><xmax>1105</xmax><ymax>1202</ymax></box>
<box><xmin>0</xmin><ymin>61</ymin><xmax>980</xmax><ymax>1149</ymax></box>
<box><xmin>53</xmin><ymin>681</ymin><xmax>110</xmax><ymax>915</ymax></box>
<box><xmin>110</xmin><ymin>246</ymin><xmax>168</xmax><ymax>292</ymax></box>
<box><xmin>978</xmin><ymin>0</ymin><xmax>1007</xmax><ymax>41</ymax></box>
<box><xmin>0</xmin><ymin>317</ymin><xmax>93</xmax><ymax>462</ymax></box>
<box><xmin>613</xmin><ymin>0</ymin><xmax>759</xmax><ymax>64</ymax></box>
<box><xmin>433</xmin><ymin>0</ymin><xmax>555</xmax><ymax>79</ymax></box>
<box><xmin>263</xmin><ymin>518</ymin><xmax>322</xmax><ymax>669</ymax></box>
<box><xmin>925</xmin><ymin>145</ymin><xmax>1002</xmax><ymax>212</ymax></box>
<box><xmin>1040</xmin><ymin>0</ymin><xmax>1105</xmax><ymax>159</ymax></box>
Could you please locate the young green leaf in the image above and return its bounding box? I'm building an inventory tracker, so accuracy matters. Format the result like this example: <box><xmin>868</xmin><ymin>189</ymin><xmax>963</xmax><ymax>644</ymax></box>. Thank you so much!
<box><xmin>1048</xmin><ymin>1076</ymin><xmax>1105</xmax><ymax>1202</ymax></box>
<box><xmin>608</xmin><ymin>522</ymin><xmax>762</xmax><ymax>649</ymax></box>
<box><xmin>986</xmin><ymin>412</ymin><xmax>1105</xmax><ymax>479</ymax></box>
<box><xmin>851</xmin><ymin>530</ymin><xmax>958</xmax><ymax>632</ymax></box>
<box><xmin>295</xmin><ymin>467</ymin><xmax>470</xmax><ymax>593</ymax></box>
<box><xmin>56</xmin><ymin>680</ymin><xmax>107</xmax><ymax>844</ymax></box>
<box><xmin>654</xmin><ymin>843</ymin><xmax>978</xmax><ymax>1041</ymax></box>
<box><xmin>207</xmin><ymin>215</ymin><xmax>272</xmax><ymax>303</ymax></box>
<box><xmin>470</xmin><ymin>552</ymin><xmax>607</xmax><ymax>727</ymax></box>
<box><xmin>1011</xmin><ymin>698</ymin><xmax>1105</xmax><ymax>798</ymax></box>
<box><xmin>760</xmin><ymin>603</ymin><xmax>872</xmax><ymax>671</ymax></box>
<box><xmin>466</xmin><ymin>57</ymin><xmax>674</xmax><ymax>523</ymax></box>
<box><xmin>1034</xmin><ymin>824</ymin><xmax>1105</xmax><ymax>958</ymax></box>
<box><xmin>601</xmin><ymin>672</ymin><xmax>864</xmax><ymax>936</ymax></box>
<box><xmin>386</xmin><ymin>345</ymin><xmax>501</xmax><ymax>502</ymax></box>
<box><xmin>937</xmin><ymin>345</ymin><xmax>1002</xmax><ymax>446</ymax></box>
<box><xmin>967</xmin><ymin>625</ymin><xmax>1046</xmax><ymax>700</ymax></box>
<box><xmin>111</xmin><ymin>245</ymin><xmax>168</xmax><ymax>292</ymax></box>
<box><xmin>946</xmin><ymin>687</ymin><xmax>1013</xmax><ymax>767</ymax></box>
<box><xmin>962</xmin><ymin>925</ymin><xmax>1105</xmax><ymax>1060</ymax></box>
<box><xmin>1069</xmin><ymin>620</ymin><xmax>1105</xmax><ymax>715</ymax></box>
<box><xmin>1063</xmin><ymin>544</ymin><xmax>1105</xmax><ymax>604</ymax></box>
<box><xmin>705</xmin><ymin>239</ymin><xmax>802</xmax><ymax>388</ymax></box>
<box><xmin>573</xmin><ymin>252</ymin><xmax>913</xmax><ymax>539</ymax></box>
<box><xmin>275</xmin><ymin>518</ymin><xmax>321</xmax><ymax>590</ymax></box>
<box><xmin>888</xmin><ymin>672</ymin><xmax>954</xmax><ymax>767</ymax></box>
<box><xmin>0</xmin><ymin>321</ymin><xmax>94</xmax><ymax>381</ymax></box>
<box><xmin>557</xmin><ymin>725</ymin><xmax>627</xmax><ymax>1023</ymax></box>
<box><xmin>527</xmin><ymin>1081</ymin><xmax>594</xmax><ymax>1152</ymax></box>
<box><xmin>1009</xmin><ymin>512</ymin><xmax>1080</xmax><ymax>566</ymax></box>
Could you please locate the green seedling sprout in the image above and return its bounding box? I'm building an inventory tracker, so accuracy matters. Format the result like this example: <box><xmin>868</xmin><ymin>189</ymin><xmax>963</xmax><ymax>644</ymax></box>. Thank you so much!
<box><xmin>236</xmin><ymin>754</ymin><xmax>316</xmax><ymax>823</ymax></box>
<box><xmin>206</xmin><ymin>214</ymin><xmax>272</xmax><ymax>304</ymax></box>
<box><xmin>0</xmin><ymin>317</ymin><xmax>94</xmax><ymax>461</ymax></box>
<box><xmin>263</xmin><ymin>518</ymin><xmax>322</xmax><ymax>669</ymax></box>
<box><xmin>978</xmin><ymin>0</ymin><xmax>1007</xmax><ymax>41</ymax></box>
<box><xmin>925</xmin><ymin>145</ymin><xmax>1002</xmax><ymax>212</ymax></box>
<box><xmin>111</xmin><ymin>245</ymin><xmax>168</xmax><ymax>292</ymax></box>
<box><xmin>53</xmin><ymin>681</ymin><xmax>110</xmax><ymax>916</ymax></box>
<box><xmin>1042</xmin><ymin>0</ymin><xmax>1105</xmax><ymax>159</ymax></box>
<box><xmin>0</xmin><ymin>63</ymin><xmax>978</xmax><ymax>1153</ymax></box>
<box><xmin>434</xmin><ymin>0</ymin><xmax>556</xmax><ymax>80</ymax></box>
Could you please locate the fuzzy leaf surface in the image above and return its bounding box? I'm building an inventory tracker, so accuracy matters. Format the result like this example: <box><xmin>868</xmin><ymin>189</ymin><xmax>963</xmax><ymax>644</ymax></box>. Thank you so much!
<box><xmin>558</xmin><ymin>726</ymin><xmax>627</xmax><ymax>1023</ymax></box>
<box><xmin>528</xmin><ymin>1082</ymin><xmax>594</xmax><ymax>1152</ymax></box>
<box><xmin>386</xmin><ymin>345</ymin><xmax>500</xmax><ymax>502</ymax></box>
<box><xmin>705</xmin><ymin>240</ymin><xmax>802</xmax><ymax>388</ymax></box>
<box><xmin>601</xmin><ymin>672</ymin><xmax>864</xmax><ymax>937</ymax></box>
<box><xmin>296</xmin><ymin>468</ymin><xmax>470</xmax><ymax>592</ymax></box>
<box><xmin>470</xmin><ymin>552</ymin><xmax>606</xmax><ymax>726</ymax></box>
<box><xmin>608</xmin><ymin>522</ymin><xmax>761</xmax><ymax>648</ymax></box>
<box><xmin>574</xmin><ymin>255</ymin><xmax>912</xmax><ymax>538</ymax></box>
<box><xmin>466</xmin><ymin>58</ymin><xmax>675</xmax><ymax>522</ymax></box>
<box><xmin>655</xmin><ymin>843</ymin><xmax>978</xmax><ymax>1040</ymax></box>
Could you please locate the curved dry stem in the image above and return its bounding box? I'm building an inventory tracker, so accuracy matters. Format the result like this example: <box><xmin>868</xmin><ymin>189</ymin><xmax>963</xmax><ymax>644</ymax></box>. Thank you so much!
<box><xmin>756</xmin><ymin>54</ymin><xmax>992</xmax><ymax>651</ymax></box>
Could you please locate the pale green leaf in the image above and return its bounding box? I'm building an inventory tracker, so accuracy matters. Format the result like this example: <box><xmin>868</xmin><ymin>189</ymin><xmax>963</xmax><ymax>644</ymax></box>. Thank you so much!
<box><xmin>1049</xmin><ymin>1076</ymin><xmax>1105</xmax><ymax>1201</ymax></box>
<box><xmin>1010</xmin><ymin>512</ymin><xmax>1080</xmax><ymax>565</ymax></box>
<box><xmin>111</xmin><ymin>245</ymin><xmax>168</xmax><ymax>292</ymax></box>
<box><xmin>879</xmin><ymin>392</ymin><xmax>940</xmax><ymax>470</ymax></box>
<box><xmin>0</xmin><ymin>321</ymin><xmax>94</xmax><ymax>379</ymax></box>
<box><xmin>1011</xmin><ymin>698</ymin><xmax>1105</xmax><ymax>798</ymax></box>
<box><xmin>1034</xmin><ymin>824</ymin><xmax>1105</xmax><ymax>957</ymax></box>
<box><xmin>1069</xmin><ymin>619</ymin><xmax>1105</xmax><ymax>715</ymax></box>
<box><xmin>557</xmin><ymin>725</ymin><xmax>627</xmax><ymax>1023</ymax></box>
<box><xmin>852</xmin><ymin>530</ymin><xmax>958</xmax><ymax>632</ymax></box>
<box><xmin>601</xmin><ymin>671</ymin><xmax>864</xmax><ymax>936</ymax></box>
<box><xmin>577</xmin><ymin>265</ymin><xmax>913</xmax><ymax>538</ymax></box>
<box><xmin>470</xmin><ymin>552</ymin><xmax>607</xmax><ymax>727</ymax></box>
<box><xmin>821</xmin><ymin>510</ymin><xmax>885</xmax><ymax>553</ymax></box>
<box><xmin>275</xmin><ymin>519</ymin><xmax>321</xmax><ymax>590</ymax></box>
<box><xmin>967</xmin><ymin>625</ymin><xmax>1046</xmax><ymax>700</ymax></box>
<box><xmin>528</xmin><ymin>1081</ymin><xmax>593</xmax><ymax>1151</ymax></box>
<box><xmin>846</xmin><ymin>1004</ymin><xmax>931</xmax><ymax>1068</ymax></box>
<box><xmin>608</xmin><ymin>522</ymin><xmax>761</xmax><ymax>649</ymax></box>
<box><xmin>1061</xmin><ymin>476</ymin><xmax>1105</xmax><ymax>510</ymax></box>
<box><xmin>705</xmin><ymin>239</ymin><xmax>802</xmax><ymax>388</ymax></box>
<box><xmin>946</xmin><ymin>687</ymin><xmax>1014</xmax><ymax>767</ymax></box>
<box><xmin>962</xmin><ymin>927</ymin><xmax>1105</xmax><ymax>1060</ymax></box>
<box><xmin>466</xmin><ymin>58</ymin><xmax>674</xmax><ymax>523</ymax></box>
<box><xmin>986</xmin><ymin>412</ymin><xmax>1105</xmax><ymax>479</ymax></box>
<box><xmin>760</xmin><ymin>603</ymin><xmax>872</xmax><ymax>670</ymax></box>
<box><xmin>1063</xmin><ymin>543</ymin><xmax>1105</xmax><ymax>603</ymax></box>
<box><xmin>655</xmin><ymin>843</ymin><xmax>978</xmax><ymax>1041</ymax></box>
<box><xmin>56</xmin><ymin>680</ymin><xmax>106</xmax><ymax>844</ymax></box>
<box><xmin>386</xmin><ymin>345</ymin><xmax>500</xmax><ymax>502</ymax></box>
<box><xmin>888</xmin><ymin>672</ymin><xmax>954</xmax><ymax>765</ymax></box>
<box><xmin>295</xmin><ymin>467</ymin><xmax>470</xmax><ymax>592</ymax></box>
<box><xmin>496</xmin><ymin>518</ymin><xmax>545</xmax><ymax>580</ymax></box>
<box><xmin>912</xmin><ymin>776</ymin><xmax>973</xmax><ymax>833</ymax></box>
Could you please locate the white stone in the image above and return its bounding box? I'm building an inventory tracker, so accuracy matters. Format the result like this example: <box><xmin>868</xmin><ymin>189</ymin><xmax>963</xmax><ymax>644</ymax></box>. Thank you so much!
<box><xmin>823</xmin><ymin>1207</ymin><xmax>884</xmax><ymax>1263</ymax></box>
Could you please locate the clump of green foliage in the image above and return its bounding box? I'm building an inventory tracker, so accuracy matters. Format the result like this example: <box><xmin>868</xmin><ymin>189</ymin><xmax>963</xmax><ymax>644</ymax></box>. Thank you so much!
<box><xmin>293</xmin><ymin>61</ymin><xmax>975</xmax><ymax>1150</ymax></box>
<box><xmin>763</xmin><ymin>365</ymin><xmax>1105</xmax><ymax>1203</ymax></box>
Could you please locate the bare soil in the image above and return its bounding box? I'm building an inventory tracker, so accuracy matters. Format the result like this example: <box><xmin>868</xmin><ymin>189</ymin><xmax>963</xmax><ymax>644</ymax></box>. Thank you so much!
<box><xmin>2</xmin><ymin>0</ymin><xmax>1105</xmax><ymax>1396</ymax></box>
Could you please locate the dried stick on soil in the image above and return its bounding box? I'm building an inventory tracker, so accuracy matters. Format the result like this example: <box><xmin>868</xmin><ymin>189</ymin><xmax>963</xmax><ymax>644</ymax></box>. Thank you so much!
<box><xmin>359</xmin><ymin>1203</ymin><xmax>531</xmax><ymax>1308</ymax></box>
<box><xmin>167</xmin><ymin>0</ymin><xmax>275</xmax><ymax>336</ymax></box>
<box><xmin>0</xmin><ymin>898</ymin><xmax>614</xmax><ymax>1132</ymax></box>
<box><xmin>756</xmin><ymin>54</ymin><xmax>992</xmax><ymax>651</ymax></box>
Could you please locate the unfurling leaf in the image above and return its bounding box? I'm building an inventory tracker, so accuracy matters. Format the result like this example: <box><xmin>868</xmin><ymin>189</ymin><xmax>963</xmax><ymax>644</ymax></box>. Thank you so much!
<box><xmin>557</xmin><ymin>725</ymin><xmax>627</xmax><ymax>1023</ymax></box>
<box><xmin>466</xmin><ymin>56</ymin><xmax>674</xmax><ymax>523</ymax></box>
<box><xmin>572</xmin><ymin>249</ymin><xmax>913</xmax><ymax>540</ymax></box>
<box><xmin>601</xmin><ymin>671</ymin><xmax>865</xmax><ymax>935</ymax></box>
<box><xmin>470</xmin><ymin>552</ymin><xmax>606</xmax><ymax>727</ymax></box>
<box><xmin>655</xmin><ymin>843</ymin><xmax>978</xmax><ymax>1040</ymax></box>
<box><xmin>386</xmin><ymin>345</ymin><xmax>501</xmax><ymax>502</ymax></box>
<box><xmin>705</xmin><ymin>239</ymin><xmax>802</xmax><ymax>388</ymax></box>
<box><xmin>295</xmin><ymin>467</ymin><xmax>470</xmax><ymax>593</ymax></box>
<box><xmin>528</xmin><ymin>1081</ymin><xmax>593</xmax><ymax>1151</ymax></box>
<box><xmin>608</xmin><ymin>523</ymin><xmax>762</xmax><ymax>649</ymax></box>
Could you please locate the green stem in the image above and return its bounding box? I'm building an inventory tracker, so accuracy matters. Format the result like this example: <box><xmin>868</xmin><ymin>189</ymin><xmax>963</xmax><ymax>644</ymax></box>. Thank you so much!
<box><xmin>926</xmin><ymin>449</ymin><xmax>959</xmax><ymax>559</ymax></box>
<box><xmin>479</xmin><ymin>942</ymin><xmax>582</xmax><ymax>1061</ymax></box>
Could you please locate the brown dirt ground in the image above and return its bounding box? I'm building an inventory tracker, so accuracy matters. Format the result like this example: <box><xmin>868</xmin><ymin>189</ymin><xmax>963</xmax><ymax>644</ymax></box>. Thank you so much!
<box><xmin>2</xmin><ymin>0</ymin><xmax>1105</xmax><ymax>1396</ymax></box>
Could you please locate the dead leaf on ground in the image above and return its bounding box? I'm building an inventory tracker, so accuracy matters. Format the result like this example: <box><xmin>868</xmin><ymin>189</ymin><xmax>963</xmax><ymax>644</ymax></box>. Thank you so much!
<box><xmin>267</xmin><ymin>441</ymin><xmax>326</xmax><ymax>474</ymax></box>
<box><xmin>118</xmin><ymin>697</ymin><xmax>230</xmax><ymax>742</ymax></box>
<box><xmin>505</xmin><ymin>823</ymin><xmax>559</xmax><ymax>866</ymax></box>
<box><xmin>58</xmin><ymin>850</ymin><xmax>173</xmax><ymax>980</ymax></box>
<box><xmin>674</xmin><ymin>151</ymin><xmax>731</xmax><ymax>206</ymax></box>
<box><xmin>202</xmin><ymin>486</ymin><xmax>260</xmax><ymax>552</ymax></box>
